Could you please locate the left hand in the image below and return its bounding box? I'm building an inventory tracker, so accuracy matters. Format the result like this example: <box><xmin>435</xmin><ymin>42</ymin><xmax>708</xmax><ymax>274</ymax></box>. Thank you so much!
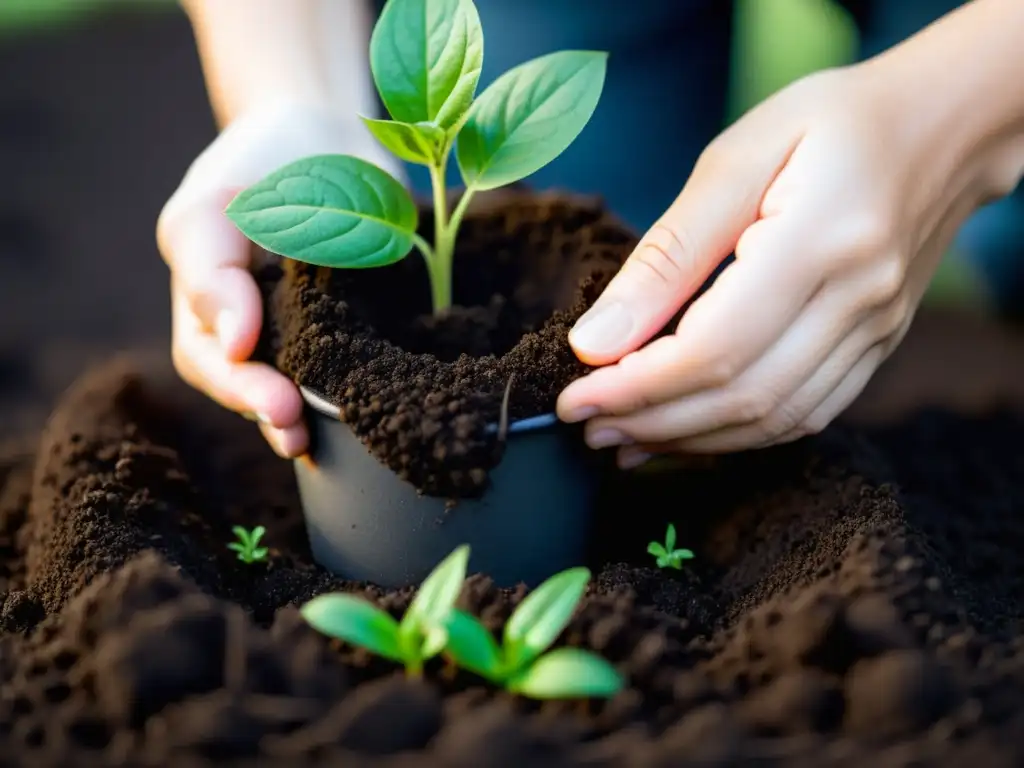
<box><xmin>556</xmin><ymin>61</ymin><xmax>1021</xmax><ymax>469</ymax></box>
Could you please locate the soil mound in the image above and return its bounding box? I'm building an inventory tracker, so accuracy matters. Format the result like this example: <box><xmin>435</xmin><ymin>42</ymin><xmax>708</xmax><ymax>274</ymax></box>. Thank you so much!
<box><xmin>0</xmin><ymin>316</ymin><xmax>1023</xmax><ymax>766</ymax></box>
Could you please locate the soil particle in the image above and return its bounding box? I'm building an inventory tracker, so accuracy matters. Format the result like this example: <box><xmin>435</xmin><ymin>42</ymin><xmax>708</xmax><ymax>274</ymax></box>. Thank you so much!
<box><xmin>257</xmin><ymin>191</ymin><xmax>632</xmax><ymax>498</ymax></box>
<box><xmin>0</xmin><ymin>311</ymin><xmax>1022</xmax><ymax>766</ymax></box>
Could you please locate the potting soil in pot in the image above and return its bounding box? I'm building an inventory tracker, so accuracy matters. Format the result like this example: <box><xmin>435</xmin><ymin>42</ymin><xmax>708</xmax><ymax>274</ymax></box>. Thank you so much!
<box><xmin>255</xmin><ymin>191</ymin><xmax>629</xmax><ymax>498</ymax></box>
<box><xmin>1</xmin><ymin>310</ymin><xmax>1024</xmax><ymax>766</ymax></box>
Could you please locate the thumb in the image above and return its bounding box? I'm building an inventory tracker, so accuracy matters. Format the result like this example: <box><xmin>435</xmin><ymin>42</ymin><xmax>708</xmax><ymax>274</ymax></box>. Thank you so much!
<box><xmin>568</xmin><ymin>142</ymin><xmax>788</xmax><ymax>366</ymax></box>
<box><xmin>158</xmin><ymin>188</ymin><xmax>264</xmax><ymax>361</ymax></box>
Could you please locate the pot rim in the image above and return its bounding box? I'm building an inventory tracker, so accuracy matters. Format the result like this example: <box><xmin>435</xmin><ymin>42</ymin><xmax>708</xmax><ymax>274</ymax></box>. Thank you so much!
<box><xmin>299</xmin><ymin>386</ymin><xmax>560</xmax><ymax>436</ymax></box>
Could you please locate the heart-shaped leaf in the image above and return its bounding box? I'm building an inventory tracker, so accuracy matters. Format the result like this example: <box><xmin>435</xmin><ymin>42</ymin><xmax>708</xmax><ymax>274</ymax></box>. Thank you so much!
<box><xmin>443</xmin><ymin>610</ymin><xmax>503</xmax><ymax>680</ymax></box>
<box><xmin>457</xmin><ymin>50</ymin><xmax>607</xmax><ymax>191</ymax></box>
<box><xmin>361</xmin><ymin>117</ymin><xmax>446</xmax><ymax>166</ymax></box>
<box><xmin>301</xmin><ymin>594</ymin><xmax>405</xmax><ymax>663</ymax></box>
<box><xmin>370</xmin><ymin>0</ymin><xmax>484</xmax><ymax>131</ymax></box>
<box><xmin>402</xmin><ymin>544</ymin><xmax>470</xmax><ymax>635</ymax></box>
<box><xmin>506</xmin><ymin>648</ymin><xmax>623</xmax><ymax>700</ymax></box>
<box><xmin>503</xmin><ymin>566</ymin><xmax>590</xmax><ymax>670</ymax></box>
<box><xmin>225</xmin><ymin>155</ymin><xmax>418</xmax><ymax>269</ymax></box>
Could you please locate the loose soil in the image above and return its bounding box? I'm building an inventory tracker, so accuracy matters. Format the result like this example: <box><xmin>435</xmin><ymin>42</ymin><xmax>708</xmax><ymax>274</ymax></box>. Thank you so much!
<box><xmin>4</xmin><ymin>8</ymin><xmax>1024</xmax><ymax>768</ymax></box>
<box><xmin>255</xmin><ymin>191</ymin><xmax>629</xmax><ymax>498</ymax></box>
<box><xmin>1</xmin><ymin>310</ymin><xmax>1023</xmax><ymax>767</ymax></box>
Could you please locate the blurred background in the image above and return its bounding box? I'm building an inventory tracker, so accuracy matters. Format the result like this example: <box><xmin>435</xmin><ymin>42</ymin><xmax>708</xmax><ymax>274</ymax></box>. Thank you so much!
<box><xmin>0</xmin><ymin>0</ymin><xmax>1015</xmax><ymax>439</ymax></box>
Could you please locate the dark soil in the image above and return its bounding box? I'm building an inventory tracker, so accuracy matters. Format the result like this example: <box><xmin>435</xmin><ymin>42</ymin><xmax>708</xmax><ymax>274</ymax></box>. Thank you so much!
<box><xmin>256</xmin><ymin>191</ymin><xmax>629</xmax><ymax>498</ymax></box>
<box><xmin>1</xmin><ymin>311</ymin><xmax>1023</xmax><ymax>767</ymax></box>
<box><xmin>4</xmin><ymin>8</ymin><xmax>1024</xmax><ymax>768</ymax></box>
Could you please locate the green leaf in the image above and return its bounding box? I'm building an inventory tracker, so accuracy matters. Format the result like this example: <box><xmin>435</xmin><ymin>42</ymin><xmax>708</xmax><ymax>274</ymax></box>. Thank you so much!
<box><xmin>665</xmin><ymin>524</ymin><xmax>676</xmax><ymax>553</ymax></box>
<box><xmin>301</xmin><ymin>594</ymin><xmax>406</xmax><ymax>663</ymax></box>
<box><xmin>362</xmin><ymin>117</ymin><xmax>446</xmax><ymax>166</ymax></box>
<box><xmin>506</xmin><ymin>648</ymin><xmax>623</xmax><ymax>700</ymax></box>
<box><xmin>421</xmin><ymin>624</ymin><xmax>450</xmax><ymax>659</ymax></box>
<box><xmin>443</xmin><ymin>610</ymin><xmax>503</xmax><ymax>680</ymax></box>
<box><xmin>457</xmin><ymin>50</ymin><xmax>607</xmax><ymax>191</ymax></box>
<box><xmin>231</xmin><ymin>525</ymin><xmax>249</xmax><ymax>542</ymax></box>
<box><xmin>252</xmin><ymin>547</ymin><xmax>269</xmax><ymax>561</ymax></box>
<box><xmin>504</xmin><ymin>567</ymin><xmax>589</xmax><ymax>670</ymax></box>
<box><xmin>647</xmin><ymin>542</ymin><xmax>666</xmax><ymax>558</ymax></box>
<box><xmin>227</xmin><ymin>542</ymin><xmax>244</xmax><ymax>553</ymax></box>
<box><xmin>370</xmin><ymin>0</ymin><xmax>484</xmax><ymax>130</ymax></box>
<box><xmin>225</xmin><ymin>155</ymin><xmax>418</xmax><ymax>269</ymax></box>
<box><xmin>402</xmin><ymin>544</ymin><xmax>470</xmax><ymax>633</ymax></box>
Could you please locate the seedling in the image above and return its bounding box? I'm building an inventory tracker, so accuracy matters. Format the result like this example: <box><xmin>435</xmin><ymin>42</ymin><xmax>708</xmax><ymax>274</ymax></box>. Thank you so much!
<box><xmin>442</xmin><ymin>567</ymin><xmax>623</xmax><ymax>699</ymax></box>
<box><xmin>224</xmin><ymin>0</ymin><xmax>608</xmax><ymax>315</ymax></box>
<box><xmin>300</xmin><ymin>544</ymin><xmax>469</xmax><ymax>676</ymax></box>
<box><xmin>647</xmin><ymin>524</ymin><xmax>694</xmax><ymax>570</ymax></box>
<box><xmin>228</xmin><ymin>525</ymin><xmax>269</xmax><ymax>564</ymax></box>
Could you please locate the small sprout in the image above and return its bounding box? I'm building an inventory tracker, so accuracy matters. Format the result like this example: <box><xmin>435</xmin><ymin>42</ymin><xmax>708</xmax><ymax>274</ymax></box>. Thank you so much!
<box><xmin>647</xmin><ymin>524</ymin><xmax>694</xmax><ymax>570</ymax></box>
<box><xmin>301</xmin><ymin>544</ymin><xmax>470</xmax><ymax>676</ymax></box>
<box><xmin>228</xmin><ymin>525</ymin><xmax>269</xmax><ymax>564</ymax></box>
<box><xmin>443</xmin><ymin>567</ymin><xmax>623</xmax><ymax>700</ymax></box>
<box><xmin>225</xmin><ymin>0</ymin><xmax>608</xmax><ymax>317</ymax></box>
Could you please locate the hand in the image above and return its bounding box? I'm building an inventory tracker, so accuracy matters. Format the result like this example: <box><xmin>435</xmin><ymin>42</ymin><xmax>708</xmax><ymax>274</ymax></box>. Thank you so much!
<box><xmin>157</xmin><ymin>102</ymin><xmax>406</xmax><ymax>457</ymax></box>
<box><xmin>557</xmin><ymin>61</ymin><xmax>1022</xmax><ymax>469</ymax></box>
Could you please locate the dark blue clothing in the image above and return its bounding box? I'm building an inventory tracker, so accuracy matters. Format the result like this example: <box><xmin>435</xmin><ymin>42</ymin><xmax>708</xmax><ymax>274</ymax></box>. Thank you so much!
<box><xmin>371</xmin><ymin>0</ymin><xmax>1024</xmax><ymax>312</ymax></box>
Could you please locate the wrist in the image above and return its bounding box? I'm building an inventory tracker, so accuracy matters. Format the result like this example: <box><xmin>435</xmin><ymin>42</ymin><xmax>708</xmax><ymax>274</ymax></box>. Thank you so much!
<box><xmin>862</xmin><ymin>0</ymin><xmax>1024</xmax><ymax>199</ymax></box>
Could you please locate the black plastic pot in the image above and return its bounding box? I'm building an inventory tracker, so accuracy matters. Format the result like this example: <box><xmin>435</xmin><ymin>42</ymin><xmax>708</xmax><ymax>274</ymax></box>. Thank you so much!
<box><xmin>294</xmin><ymin>387</ymin><xmax>596</xmax><ymax>589</ymax></box>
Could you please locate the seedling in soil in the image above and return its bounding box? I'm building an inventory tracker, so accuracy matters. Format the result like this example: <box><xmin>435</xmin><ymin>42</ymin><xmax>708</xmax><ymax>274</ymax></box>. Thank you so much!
<box><xmin>300</xmin><ymin>544</ymin><xmax>469</xmax><ymax>676</ymax></box>
<box><xmin>647</xmin><ymin>524</ymin><xmax>694</xmax><ymax>570</ymax></box>
<box><xmin>228</xmin><ymin>525</ymin><xmax>269</xmax><ymax>564</ymax></box>
<box><xmin>224</xmin><ymin>0</ymin><xmax>608</xmax><ymax>316</ymax></box>
<box><xmin>442</xmin><ymin>566</ymin><xmax>623</xmax><ymax>699</ymax></box>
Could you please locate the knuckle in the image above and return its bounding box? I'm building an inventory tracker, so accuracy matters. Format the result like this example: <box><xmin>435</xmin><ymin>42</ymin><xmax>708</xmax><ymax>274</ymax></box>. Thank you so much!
<box><xmin>703</xmin><ymin>355</ymin><xmax>739</xmax><ymax>388</ymax></box>
<box><xmin>731</xmin><ymin>389</ymin><xmax>774</xmax><ymax>424</ymax></box>
<box><xmin>873</xmin><ymin>289</ymin><xmax>912</xmax><ymax>341</ymax></box>
<box><xmin>629</xmin><ymin>224</ymin><xmax>695</xmax><ymax>287</ymax></box>
<box><xmin>828</xmin><ymin>213</ymin><xmax>896</xmax><ymax>272</ymax></box>
<box><xmin>868</xmin><ymin>257</ymin><xmax>907</xmax><ymax>306</ymax></box>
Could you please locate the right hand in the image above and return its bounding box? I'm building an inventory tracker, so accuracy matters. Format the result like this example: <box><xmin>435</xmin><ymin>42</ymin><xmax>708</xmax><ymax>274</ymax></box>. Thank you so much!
<box><xmin>157</xmin><ymin>102</ymin><xmax>406</xmax><ymax>458</ymax></box>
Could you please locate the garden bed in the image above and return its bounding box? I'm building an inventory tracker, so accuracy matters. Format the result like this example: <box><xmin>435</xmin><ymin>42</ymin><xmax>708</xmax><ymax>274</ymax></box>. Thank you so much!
<box><xmin>1</xmin><ymin>310</ymin><xmax>1023</xmax><ymax>767</ymax></box>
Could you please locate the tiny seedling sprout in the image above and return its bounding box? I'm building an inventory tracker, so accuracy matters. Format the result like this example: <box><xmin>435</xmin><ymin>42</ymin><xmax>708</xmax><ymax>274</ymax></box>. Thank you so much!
<box><xmin>228</xmin><ymin>525</ymin><xmax>269</xmax><ymax>564</ymax></box>
<box><xmin>225</xmin><ymin>0</ymin><xmax>608</xmax><ymax>316</ymax></box>
<box><xmin>442</xmin><ymin>567</ymin><xmax>623</xmax><ymax>699</ymax></box>
<box><xmin>647</xmin><ymin>524</ymin><xmax>694</xmax><ymax>570</ymax></box>
<box><xmin>300</xmin><ymin>544</ymin><xmax>469</xmax><ymax>677</ymax></box>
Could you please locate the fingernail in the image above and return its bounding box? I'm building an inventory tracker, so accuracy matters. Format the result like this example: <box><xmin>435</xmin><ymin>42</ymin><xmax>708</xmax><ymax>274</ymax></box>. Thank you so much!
<box><xmin>588</xmin><ymin>428</ymin><xmax>628</xmax><ymax>449</ymax></box>
<box><xmin>216</xmin><ymin>310</ymin><xmax>238</xmax><ymax>349</ymax></box>
<box><xmin>570</xmin><ymin>302</ymin><xmax>633</xmax><ymax>354</ymax></box>
<box><xmin>562</xmin><ymin>405</ymin><xmax>599</xmax><ymax>423</ymax></box>
<box><xmin>619</xmin><ymin>447</ymin><xmax>652</xmax><ymax>470</ymax></box>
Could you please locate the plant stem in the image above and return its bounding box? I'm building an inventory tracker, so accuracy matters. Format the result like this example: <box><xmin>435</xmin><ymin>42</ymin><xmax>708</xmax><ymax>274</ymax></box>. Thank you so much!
<box><xmin>427</xmin><ymin>164</ymin><xmax>452</xmax><ymax>314</ymax></box>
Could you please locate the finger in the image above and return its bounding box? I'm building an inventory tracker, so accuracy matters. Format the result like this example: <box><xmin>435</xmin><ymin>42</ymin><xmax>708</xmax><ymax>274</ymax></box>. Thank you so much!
<box><xmin>645</xmin><ymin>335</ymin><xmax>888</xmax><ymax>455</ymax></box>
<box><xmin>559</xmin><ymin>213</ymin><xmax>822</xmax><ymax>422</ymax></box>
<box><xmin>258</xmin><ymin>420</ymin><xmax>311</xmax><ymax>460</ymax></box>
<box><xmin>159</xmin><ymin>190</ymin><xmax>262</xmax><ymax>360</ymax></box>
<box><xmin>567</xmin><ymin>130</ymin><xmax>802</xmax><ymax>367</ymax></box>
<box><xmin>768</xmin><ymin>344</ymin><xmax>888</xmax><ymax>447</ymax></box>
<box><xmin>580</xmin><ymin>255</ymin><xmax>902</xmax><ymax>445</ymax></box>
<box><xmin>172</xmin><ymin>286</ymin><xmax>303</xmax><ymax>429</ymax></box>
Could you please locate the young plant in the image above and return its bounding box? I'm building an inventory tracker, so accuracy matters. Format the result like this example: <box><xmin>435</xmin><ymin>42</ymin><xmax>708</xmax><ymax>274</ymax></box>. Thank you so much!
<box><xmin>442</xmin><ymin>567</ymin><xmax>623</xmax><ymax>699</ymax></box>
<box><xmin>647</xmin><ymin>524</ymin><xmax>694</xmax><ymax>570</ymax></box>
<box><xmin>228</xmin><ymin>525</ymin><xmax>269</xmax><ymax>564</ymax></box>
<box><xmin>224</xmin><ymin>0</ymin><xmax>608</xmax><ymax>316</ymax></box>
<box><xmin>300</xmin><ymin>544</ymin><xmax>469</xmax><ymax>676</ymax></box>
